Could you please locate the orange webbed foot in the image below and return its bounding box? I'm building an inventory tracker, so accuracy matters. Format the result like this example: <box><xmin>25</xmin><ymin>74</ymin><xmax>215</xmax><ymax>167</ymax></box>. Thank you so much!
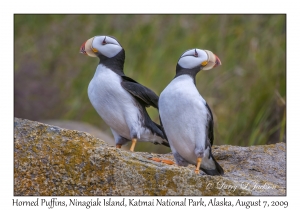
<box><xmin>148</xmin><ymin>157</ymin><xmax>175</xmax><ymax>165</ymax></box>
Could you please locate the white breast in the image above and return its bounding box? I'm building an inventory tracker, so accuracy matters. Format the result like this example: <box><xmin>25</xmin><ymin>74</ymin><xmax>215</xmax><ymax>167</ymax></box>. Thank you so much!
<box><xmin>88</xmin><ymin>64</ymin><xmax>139</xmax><ymax>139</ymax></box>
<box><xmin>159</xmin><ymin>75</ymin><xmax>208</xmax><ymax>164</ymax></box>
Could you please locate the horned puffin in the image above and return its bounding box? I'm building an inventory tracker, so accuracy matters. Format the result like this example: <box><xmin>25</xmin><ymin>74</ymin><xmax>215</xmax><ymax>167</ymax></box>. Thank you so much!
<box><xmin>158</xmin><ymin>48</ymin><xmax>224</xmax><ymax>175</ymax></box>
<box><xmin>80</xmin><ymin>35</ymin><xmax>169</xmax><ymax>151</ymax></box>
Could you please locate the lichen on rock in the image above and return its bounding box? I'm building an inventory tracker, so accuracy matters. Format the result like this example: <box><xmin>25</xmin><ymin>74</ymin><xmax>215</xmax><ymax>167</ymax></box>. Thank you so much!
<box><xmin>14</xmin><ymin>118</ymin><xmax>286</xmax><ymax>196</ymax></box>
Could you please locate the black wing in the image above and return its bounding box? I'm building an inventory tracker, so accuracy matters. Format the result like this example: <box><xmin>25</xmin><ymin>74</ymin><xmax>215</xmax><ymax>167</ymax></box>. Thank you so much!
<box><xmin>205</xmin><ymin>102</ymin><xmax>214</xmax><ymax>146</ymax></box>
<box><xmin>121</xmin><ymin>76</ymin><xmax>159</xmax><ymax>108</ymax></box>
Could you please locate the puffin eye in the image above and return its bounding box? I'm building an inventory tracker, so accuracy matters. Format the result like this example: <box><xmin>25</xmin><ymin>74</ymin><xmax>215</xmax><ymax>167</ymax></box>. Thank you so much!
<box><xmin>194</xmin><ymin>49</ymin><xmax>198</xmax><ymax>57</ymax></box>
<box><xmin>102</xmin><ymin>37</ymin><xmax>107</xmax><ymax>45</ymax></box>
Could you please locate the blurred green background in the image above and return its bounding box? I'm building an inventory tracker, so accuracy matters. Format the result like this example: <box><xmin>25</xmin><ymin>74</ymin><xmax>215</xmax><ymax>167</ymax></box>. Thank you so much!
<box><xmin>14</xmin><ymin>14</ymin><xmax>286</xmax><ymax>153</ymax></box>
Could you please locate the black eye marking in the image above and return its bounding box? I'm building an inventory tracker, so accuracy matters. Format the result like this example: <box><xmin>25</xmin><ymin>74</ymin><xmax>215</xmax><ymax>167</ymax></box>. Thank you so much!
<box><xmin>102</xmin><ymin>36</ymin><xmax>107</xmax><ymax>45</ymax></box>
<box><xmin>194</xmin><ymin>49</ymin><xmax>198</xmax><ymax>57</ymax></box>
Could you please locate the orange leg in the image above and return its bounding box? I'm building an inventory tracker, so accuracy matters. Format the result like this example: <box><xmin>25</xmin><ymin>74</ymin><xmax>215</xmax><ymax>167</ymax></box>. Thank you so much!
<box><xmin>129</xmin><ymin>138</ymin><xmax>137</xmax><ymax>152</ymax></box>
<box><xmin>195</xmin><ymin>157</ymin><xmax>202</xmax><ymax>174</ymax></box>
<box><xmin>116</xmin><ymin>144</ymin><xmax>122</xmax><ymax>148</ymax></box>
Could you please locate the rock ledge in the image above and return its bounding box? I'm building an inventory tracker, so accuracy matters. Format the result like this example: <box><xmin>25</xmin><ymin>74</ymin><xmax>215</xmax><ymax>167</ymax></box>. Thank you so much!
<box><xmin>14</xmin><ymin>118</ymin><xmax>286</xmax><ymax>196</ymax></box>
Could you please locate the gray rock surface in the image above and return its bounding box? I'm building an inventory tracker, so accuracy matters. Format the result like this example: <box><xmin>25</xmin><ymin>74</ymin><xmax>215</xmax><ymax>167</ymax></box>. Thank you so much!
<box><xmin>14</xmin><ymin>118</ymin><xmax>286</xmax><ymax>196</ymax></box>
<box><xmin>40</xmin><ymin>119</ymin><xmax>115</xmax><ymax>146</ymax></box>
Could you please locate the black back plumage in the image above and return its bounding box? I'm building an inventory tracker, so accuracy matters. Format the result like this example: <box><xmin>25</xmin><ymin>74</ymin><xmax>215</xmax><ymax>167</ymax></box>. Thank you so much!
<box><xmin>121</xmin><ymin>76</ymin><xmax>159</xmax><ymax>108</ymax></box>
<box><xmin>121</xmin><ymin>77</ymin><xmax>166</xmax><ymax>142</ymax></box>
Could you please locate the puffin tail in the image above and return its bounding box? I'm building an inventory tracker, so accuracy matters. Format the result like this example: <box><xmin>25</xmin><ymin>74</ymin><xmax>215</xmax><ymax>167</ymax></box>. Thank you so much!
<box><xmin>200</xmin><ymin>155</ymin><xmax>224</xmax><ymax>176</ymax></box>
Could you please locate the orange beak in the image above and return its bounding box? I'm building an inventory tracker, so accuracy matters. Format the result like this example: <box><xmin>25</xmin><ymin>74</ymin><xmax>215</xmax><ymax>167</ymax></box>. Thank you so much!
<box><xmin>80</xmin><ymin>41</ymin><xmax>87</xmax><ymax>55</ymax></box>
<box><xmin>214</xmin><ymin>55</ymin><xmax>221</xmax><ymax>67</ymax></box>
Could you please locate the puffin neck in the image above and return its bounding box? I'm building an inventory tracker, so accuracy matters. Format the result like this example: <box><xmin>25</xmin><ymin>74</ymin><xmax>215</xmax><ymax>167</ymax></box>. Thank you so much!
<box><xmin>175</xmin><ymin>64</ymin><xmax>201</xmax><ymax>85</ymax></box>
<box><xmin>98</xmin><ymin>49</ymin><xmax>125</xmax><ymax>76</ymax></box>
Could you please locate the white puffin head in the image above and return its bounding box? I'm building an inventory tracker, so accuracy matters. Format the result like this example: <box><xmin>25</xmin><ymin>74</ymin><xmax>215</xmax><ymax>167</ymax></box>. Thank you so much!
<box><xmin>178</xmin><ymin>48</ymin><xmax>221</xmax><ymax>70</ymax></box>
<box><xmin>80</xmin><ymin>35</ymin><xmax>123</xmax><ymax>58</ymax></box>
